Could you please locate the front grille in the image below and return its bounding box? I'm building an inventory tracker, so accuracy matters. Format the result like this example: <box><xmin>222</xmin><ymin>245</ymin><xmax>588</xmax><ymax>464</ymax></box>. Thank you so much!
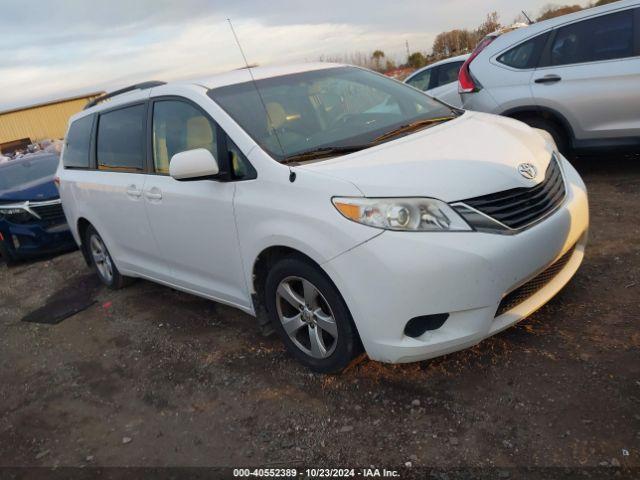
<box><xmin>461</xmin><ymin>155</ymin><xmax>565</xmax><ymax>230</ymax></box>
<box><xmin>495</xmin><ymin>244</ymin><xmax>576</xmax><ymax>317</ymax></box>
<box><xmin>31</xmin><ymin>202</ymin><xmax>65</xmax><ymax>221</ymax></box>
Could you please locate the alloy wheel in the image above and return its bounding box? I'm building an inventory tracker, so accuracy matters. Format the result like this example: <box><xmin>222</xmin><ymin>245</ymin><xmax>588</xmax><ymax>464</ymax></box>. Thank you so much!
<box><xmin>275</xmin><ymin>276</ymin><xmax>338</xmax><ymax>359</ymax></box>
<box><xmin>89</xmin><ymin>234</ymin><xmax>113</xmax><ymax>284</ymax></box>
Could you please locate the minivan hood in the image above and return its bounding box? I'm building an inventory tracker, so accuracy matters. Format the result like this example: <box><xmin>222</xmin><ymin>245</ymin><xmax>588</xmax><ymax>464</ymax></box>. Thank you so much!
<box><xmin>0</xmin><ymin>176</ymin><xmax>59</xmax><ymax>203</ymax></box>
<box><xmin>298</xmin><ymin>111</ymin><xmax>555</xmax><ymax>202</ymax></box>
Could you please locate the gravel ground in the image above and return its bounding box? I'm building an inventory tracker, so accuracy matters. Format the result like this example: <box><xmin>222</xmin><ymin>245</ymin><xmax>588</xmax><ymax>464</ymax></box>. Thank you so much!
<box><xmin>0</xmin><ymin>155</ymin><xmax>638</xmax><ymax>473</ymax></box>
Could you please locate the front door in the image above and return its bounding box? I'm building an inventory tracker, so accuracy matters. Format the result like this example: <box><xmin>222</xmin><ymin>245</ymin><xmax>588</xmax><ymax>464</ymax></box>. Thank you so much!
<box><xmin>142</xmin><ymin>98</ymin><xmax>249</xmax><ymax>308</ymax></box>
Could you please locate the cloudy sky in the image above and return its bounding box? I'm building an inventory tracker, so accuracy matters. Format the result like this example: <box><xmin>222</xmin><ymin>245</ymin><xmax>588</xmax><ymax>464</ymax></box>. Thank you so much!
<box><xmin>0</xmin><ymin>0</ymin><xmax>587</xmax><ymax>111</ymax></box>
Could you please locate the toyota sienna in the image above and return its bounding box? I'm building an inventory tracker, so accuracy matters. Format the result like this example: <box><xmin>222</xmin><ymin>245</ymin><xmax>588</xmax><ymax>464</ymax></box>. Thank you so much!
<box><xmin>57</xmin><ymin>64</ymin><xmax>589</xmax><ymax>372</ymax></box>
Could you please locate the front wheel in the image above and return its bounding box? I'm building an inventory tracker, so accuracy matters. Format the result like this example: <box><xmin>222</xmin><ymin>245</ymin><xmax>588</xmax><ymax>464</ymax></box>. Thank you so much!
<box><xmin>265</xmin><ymin>257</ymin><xmax>360</xmax><ymax>373</ymax></box>
<box><xmin>85</xmin><ymin>225</ymin><xmax>130</xmax><ymax>289</ymax></box>
<box><xmin>0</xmin><ymin>241</ymin><xmax>18</xmax><ymax>267</ymax></box>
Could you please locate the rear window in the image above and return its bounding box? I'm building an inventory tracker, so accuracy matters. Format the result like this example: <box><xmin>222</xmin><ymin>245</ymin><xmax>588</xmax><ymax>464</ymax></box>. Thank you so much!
<box><xmin>63</xmin><ymin>115</ymin><xmax>93</xmax><ymax>168</ymax></box>
<box><xmin>549</xmin><ymin>10</ymin><xmax>634</xmax><ymax>66</ymax></box>
<box><xmin>97</xmin><ymin>104</ymin><xmax>146</xmax><ymax>171</ymax></box>
<box><xmin>498</xmin><ymin>33</ymin><xmax>550</xmax><ymax>69</ymax></box>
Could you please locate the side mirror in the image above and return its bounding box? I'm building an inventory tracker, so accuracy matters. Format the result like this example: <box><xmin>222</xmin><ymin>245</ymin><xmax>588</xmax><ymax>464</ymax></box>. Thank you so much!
<box><xmin>169</xmin><ymin>148</ymin><xmax>219</xmax><ymax>181</ymax></box>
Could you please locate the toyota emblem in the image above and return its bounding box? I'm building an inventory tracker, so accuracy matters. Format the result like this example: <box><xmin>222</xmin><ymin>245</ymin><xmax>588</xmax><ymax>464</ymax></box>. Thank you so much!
<box><xmin>518</xmin><ymin>163</ymin><xmax>537</xmax><ymax>180</ymax></box>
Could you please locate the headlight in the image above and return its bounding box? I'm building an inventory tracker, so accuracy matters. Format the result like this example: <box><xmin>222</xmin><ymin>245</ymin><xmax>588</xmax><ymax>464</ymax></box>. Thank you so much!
<box><xmin>332</xmin><ymin>197</ymin><xmax>472</xmax><ymax>231</ymax></box>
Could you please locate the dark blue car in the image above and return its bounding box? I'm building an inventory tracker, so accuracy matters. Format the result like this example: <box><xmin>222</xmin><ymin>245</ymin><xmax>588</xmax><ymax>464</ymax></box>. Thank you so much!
<box><xmin>0</xmin><ymin>153</ymin><xmax>76</xmax><ymax>265</ymax></box>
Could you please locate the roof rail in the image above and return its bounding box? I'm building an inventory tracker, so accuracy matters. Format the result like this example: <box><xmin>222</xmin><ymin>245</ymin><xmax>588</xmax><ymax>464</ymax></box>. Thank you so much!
<box><xmin>84</xmin><ymin>81</ymin><xmax>166</xmax><ymax>110</ymax></box>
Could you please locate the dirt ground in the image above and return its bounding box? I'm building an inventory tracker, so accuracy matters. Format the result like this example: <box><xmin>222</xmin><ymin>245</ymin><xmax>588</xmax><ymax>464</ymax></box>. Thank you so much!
<box><xmin>0</xmin><ymin>155</ymin><xmax>638</xmax><ymax>474</ymax></box>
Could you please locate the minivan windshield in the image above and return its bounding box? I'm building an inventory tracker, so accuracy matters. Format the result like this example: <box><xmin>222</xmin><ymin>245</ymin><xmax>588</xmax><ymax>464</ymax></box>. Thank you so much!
<box><xmin>0</xmin><ymin>154</ymin><xmax>59</xmax><ymax>191</ymax></box>
<box><xmin>208</xmin><ymin>66</ymin><xmax>459</xmax><ymax>163</ymax></box>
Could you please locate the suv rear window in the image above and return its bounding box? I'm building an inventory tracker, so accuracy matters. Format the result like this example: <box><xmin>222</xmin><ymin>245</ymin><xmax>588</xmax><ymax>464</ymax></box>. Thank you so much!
<box><xmin>549</xmin><ymin>10</ymin><xmax>634</xmax><ymax>66</ymax></box>
<box><xmin>97</xmin><ymin>104</ymin><xmax>146</xmax><ymax>171</ymax></box>
<box><xmin>63</xmin><ymin>115</ymin><xmax>93</xmax><ymax>168</ymax></box>
<box><xmin>498</xmin><ymin>32</ymin><xmax>550</xmax><ymax>69</ymax></box>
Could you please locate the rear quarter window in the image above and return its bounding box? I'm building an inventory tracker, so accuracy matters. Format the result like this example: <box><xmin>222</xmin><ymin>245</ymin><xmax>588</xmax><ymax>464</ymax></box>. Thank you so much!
<box><xmin>63</xmin><ymin>114</ymin><xmax>93</xmax><ymax>168</ymax></box>
<box><xmin>497</xmin><ymin>32</ymin><xmax>550</xmax><ymax>69</ymax></box>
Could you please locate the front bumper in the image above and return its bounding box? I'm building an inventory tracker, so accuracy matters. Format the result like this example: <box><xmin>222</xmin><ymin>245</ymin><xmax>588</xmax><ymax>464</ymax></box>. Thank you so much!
<box><xmin>0</xmin><ymin>220</ymin><xmax>76</xmax><ymax>261</ymax></box>
<box><xmin>323</xmin><ymin>156</ymin><xmax>589</xmax><ymax>363</ymax></box>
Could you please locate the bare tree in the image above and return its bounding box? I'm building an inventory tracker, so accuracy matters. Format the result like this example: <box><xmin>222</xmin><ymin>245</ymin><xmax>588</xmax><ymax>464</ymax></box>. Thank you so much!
<box><xmin>475</xmin><ymin>11</ymin><xmax>501</xmax><ymax>39</ymax></box>
<box><xmin>537</xmin><ymin>4</ymin><xmax>583</xmax><ymax>21</ymax></box>
<box><xmin>407</xmin><ymin>52</ymin><xmax>427</xmax><ymax>69</ymax></box>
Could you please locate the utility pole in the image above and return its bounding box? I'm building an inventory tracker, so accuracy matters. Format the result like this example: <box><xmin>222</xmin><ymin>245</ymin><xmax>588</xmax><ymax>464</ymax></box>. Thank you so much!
<box><xmin>405</xmin><ymin>40</ymin><xmax>410</xmax><ymax>61</ymax></box>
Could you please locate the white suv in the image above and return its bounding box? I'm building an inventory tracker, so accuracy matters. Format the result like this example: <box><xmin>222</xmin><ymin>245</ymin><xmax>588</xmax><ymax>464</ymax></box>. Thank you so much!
<box><xmin>460</xmin><ymin>0</ymin><xmax>640</xmax><ymax>155</ymax></box>
<box><xmin>58</xmin><ymin>64</ymin><xmax>589</xmax><ymax>372</ymax></box>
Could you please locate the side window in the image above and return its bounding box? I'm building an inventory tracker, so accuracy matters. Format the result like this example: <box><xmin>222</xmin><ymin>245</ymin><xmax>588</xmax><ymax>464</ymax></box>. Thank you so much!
<box><xmin>549</xmin><ymin>10</ymin><xmax>634</xmax><ymax>66</ymax></box>
<box><xmin>433</xmin><ymin>61</ymin><xmax>464</xmax><ymax>88</ymax></box>
<box><xmin>498</xmin><ymin>33</ymin><xmax>550</xmax><ymax>69</ymax></box>
<box><xmin>97</xmin><ymin>105</ymin><xmax>146</xmax><ymax>171</ymax></box>
<box><xmin>63</xmin><ymin>115</ymin><xmax>93</xmax><ymax>168</ymax></box>
<box><xmin>227</xmin><ymin>137</ymin><xmax>256</xmax><ymax>180</ymax></box>
<box><xmin>405</xmin><ymin>69</ymin><xmax>432</xmax><ymax>91</ymax></box>
<box><xmin>152</xmin><ymin>100</ymin><xmax>218</xmax><ymax>174</ymax></box>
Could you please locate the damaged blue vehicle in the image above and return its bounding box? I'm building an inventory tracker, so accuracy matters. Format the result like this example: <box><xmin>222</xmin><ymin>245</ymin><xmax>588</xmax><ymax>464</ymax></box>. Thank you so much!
<box><xmin>0</xmin><ymin>153</ymin><xmax>76</xmax><ymax>265</ymax></box>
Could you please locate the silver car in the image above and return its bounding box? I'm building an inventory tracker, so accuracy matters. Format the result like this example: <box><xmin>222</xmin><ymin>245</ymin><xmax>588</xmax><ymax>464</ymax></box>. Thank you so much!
<box><xmin>459</xmin><ymin>0</ymin><xmax>640</xmax><ymax>155</ymax></box>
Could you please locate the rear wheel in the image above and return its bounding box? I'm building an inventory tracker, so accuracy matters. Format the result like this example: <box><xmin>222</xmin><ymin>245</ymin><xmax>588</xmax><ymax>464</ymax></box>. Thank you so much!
<box><xmin>265</xmin><ymin>257</ymin><xmax>359</xmax><ymax>373</ymax></box>
<box><xmin>85</xmin><ymin>225</ymin><xmax>130</xmax><ymax>289</ymax></box>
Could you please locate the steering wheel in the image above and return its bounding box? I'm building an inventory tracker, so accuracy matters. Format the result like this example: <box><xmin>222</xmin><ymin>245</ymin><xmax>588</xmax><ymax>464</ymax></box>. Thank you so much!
<box><xmin>328</xmin><ymin>112</ymin><xmax>358</xmax><ymax>129</ymax></box>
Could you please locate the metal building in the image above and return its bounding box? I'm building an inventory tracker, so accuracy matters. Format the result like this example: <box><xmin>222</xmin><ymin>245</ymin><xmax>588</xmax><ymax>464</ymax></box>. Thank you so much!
<box><xmin>0</xmin><ymin>92</ymin><xmax>103</xmax><ymax>153</ymax></box>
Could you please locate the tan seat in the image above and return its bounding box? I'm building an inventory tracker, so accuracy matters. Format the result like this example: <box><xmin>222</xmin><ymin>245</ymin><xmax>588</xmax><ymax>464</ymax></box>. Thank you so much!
<box><xmin>265</xmin><ymin>102</ymin><xmax>287</xmax><ymax>130</ymax></box>
<box><xmin>186</xmin><ymin>116</ymin><xmax>215</xmax><ymax>151</ymax></box>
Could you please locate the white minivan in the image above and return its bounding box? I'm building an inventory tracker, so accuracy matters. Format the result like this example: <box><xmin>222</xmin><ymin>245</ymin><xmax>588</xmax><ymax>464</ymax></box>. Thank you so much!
<box><xmin>58</xmin><ymin>64</ymin><xmax>589</xmax><ymax>372</ymax></box>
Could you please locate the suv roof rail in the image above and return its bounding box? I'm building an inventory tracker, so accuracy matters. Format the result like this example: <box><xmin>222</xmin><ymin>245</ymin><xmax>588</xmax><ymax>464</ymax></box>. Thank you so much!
<box><xmin>84</xmin><ymin>81</ymin><xmax>166</xmax><ymax>110</ymax></box>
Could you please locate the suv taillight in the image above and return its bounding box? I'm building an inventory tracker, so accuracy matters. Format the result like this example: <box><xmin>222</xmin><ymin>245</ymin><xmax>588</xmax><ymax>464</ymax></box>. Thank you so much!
<box><xmin>458</xmin><ymin>36</ymin><xmax>495</xmax><ymax>94</ymax></box>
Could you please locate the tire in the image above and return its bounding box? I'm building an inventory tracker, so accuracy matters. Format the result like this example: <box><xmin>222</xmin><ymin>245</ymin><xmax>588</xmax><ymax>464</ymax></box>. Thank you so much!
<box><xmin>84</xmin><ymin>225</ymin><xmax>130</xmax><ymax>289</ymax></box>
<box><xmin>264</xmin><ymin>256</ymin><xmax>360</xmax><ymax>373</ymax></box>
<box><xmin>520</xmin><ymin>116</ymin><xmax>571</xmax><ymax>158</ymax></box>
<box><xmin>0</xmin><ymin>241</ymin><xmax>18</xmax><ymax>267</ymax></box>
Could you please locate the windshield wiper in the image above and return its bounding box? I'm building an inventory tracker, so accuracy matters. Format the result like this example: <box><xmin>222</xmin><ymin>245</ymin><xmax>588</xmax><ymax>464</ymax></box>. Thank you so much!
<box><xmin>373</xmin><ymin>116</ymin><xmax>455</xmax><ymax>143</ymax></box>
<box><xmin>280</xmin><ymin>116</ymin><xmax>456</xmax><ymax>164</ymax></box>
<box><xmin>280</xmin><ymin>145</ymin><xmax>371</xmax><ymax>164</ymax></box>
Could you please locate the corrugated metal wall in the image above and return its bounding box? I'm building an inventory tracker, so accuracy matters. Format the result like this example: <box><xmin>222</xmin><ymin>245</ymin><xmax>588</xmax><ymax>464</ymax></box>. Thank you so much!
<box><xmin>0</xmin><ymin>95</ymin><xmax>100</xmax><ymax>144</ymax></box>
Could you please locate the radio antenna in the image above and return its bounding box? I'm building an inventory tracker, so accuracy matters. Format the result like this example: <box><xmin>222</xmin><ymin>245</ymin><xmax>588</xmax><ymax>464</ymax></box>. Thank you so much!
<box><xmin>226</xmin><ymin>18</ymin><xmax>292</xmax><ymax>179</ymax></box>
<box><xmin>521</xmin><ymin>10</ymin><xmax>534</xmax><ymax>25</ymax></box>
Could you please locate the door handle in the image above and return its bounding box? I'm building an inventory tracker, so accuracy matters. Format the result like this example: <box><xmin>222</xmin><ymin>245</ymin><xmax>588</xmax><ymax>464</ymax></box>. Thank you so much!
<box><xmin>126</xmin><ymin>185</ymin><xmax>142</xmax><ymax>198</ymax></box>
<box><xmin>535</xmin><ymin>75</ymin><xmax>561</xmax><ymax>84</ymax></box>
<box><xmin>145</xmin><ymin>189</ymin><xmax>162</xmax><ymax>200</ymax></box>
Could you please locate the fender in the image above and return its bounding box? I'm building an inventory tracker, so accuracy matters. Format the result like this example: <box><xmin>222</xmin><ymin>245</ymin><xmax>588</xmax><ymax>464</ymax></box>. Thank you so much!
<box><xmin>500</xmin><ymin>105</ymin><xmax>576</xmax><ymax>145</ymax></box>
